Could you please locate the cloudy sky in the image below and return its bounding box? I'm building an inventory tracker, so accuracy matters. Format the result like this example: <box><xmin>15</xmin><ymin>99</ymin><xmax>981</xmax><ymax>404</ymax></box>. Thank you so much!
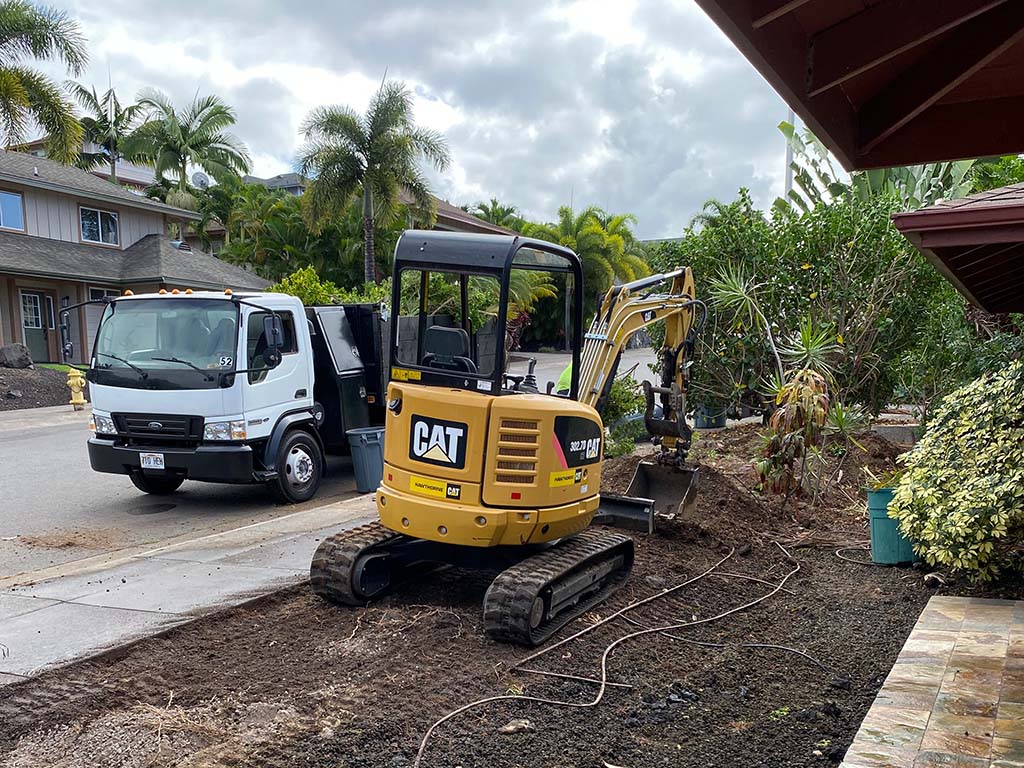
<box><xmin>52</xmin><ymin>0</ymin><xmax>790</xmax><ymax>238</ymax></box>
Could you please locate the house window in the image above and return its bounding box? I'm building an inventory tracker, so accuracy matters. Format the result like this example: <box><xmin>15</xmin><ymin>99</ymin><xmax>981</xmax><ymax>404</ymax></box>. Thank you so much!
<box><xmin>89</xmin><ymin>287</ymin><xmax>120</xmax><ymax>301</ymax></box>
<box><xmin>0</xmin><ymin>190</ymin><xmax>24</xmax><ymax>231</ymax></box>
<box><xmin>21</xmin><ymin>293</ymin><xmax>42</xmax><ymax>329</ymax></box>
<box><xmin>45</xmin><ymin>295</ymin><xmax>55</xmax><ymax>330</ymax></box>
<box><xmin>80</xmin><ymin>206</ymin><xmax>119</xmax><ymax>245</ymax></box>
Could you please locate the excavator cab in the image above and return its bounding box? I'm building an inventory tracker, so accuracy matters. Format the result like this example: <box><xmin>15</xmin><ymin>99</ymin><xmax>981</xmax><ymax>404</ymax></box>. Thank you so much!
<box><xmin>389</xmin><ymin>230</ymin><xmax>583</xmax><ymax>399</ymax></box>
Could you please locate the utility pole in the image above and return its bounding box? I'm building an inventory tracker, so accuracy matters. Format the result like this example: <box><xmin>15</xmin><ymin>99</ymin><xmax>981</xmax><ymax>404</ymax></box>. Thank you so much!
<box><xmin>784</xmin><ymin>107</ymin><xmax>795</xmax><ymax>197</ymax></box>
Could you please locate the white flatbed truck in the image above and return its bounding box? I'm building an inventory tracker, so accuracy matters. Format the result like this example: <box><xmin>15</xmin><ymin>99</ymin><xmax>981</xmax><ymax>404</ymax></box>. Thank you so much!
<box><xmin>67</xmin><ymin>289</ymin><xmax>386</xmax><ymax>503</ymax></box>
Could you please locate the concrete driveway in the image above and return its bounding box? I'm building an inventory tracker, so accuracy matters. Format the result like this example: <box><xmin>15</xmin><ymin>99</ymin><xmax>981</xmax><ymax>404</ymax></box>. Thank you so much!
<box><xmin>0</xmin><ymin>349</ymin><xmax>661</xmax><ymax>581</ymax></box>
<box><xmin>0</xmin><ymin>407</ymin><xmax>361</xmax><ymax>581</ymax></box>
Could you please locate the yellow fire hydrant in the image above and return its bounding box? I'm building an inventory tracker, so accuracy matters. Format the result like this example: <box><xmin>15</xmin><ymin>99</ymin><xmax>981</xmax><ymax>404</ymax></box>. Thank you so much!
<box><xmin>67</xmin><ymin>367</ymin><xmax>87</xmax><ymax>411</ymax></box>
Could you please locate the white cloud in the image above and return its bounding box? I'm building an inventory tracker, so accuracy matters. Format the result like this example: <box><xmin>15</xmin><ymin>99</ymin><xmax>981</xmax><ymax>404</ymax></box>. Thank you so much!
<box><xmin>45</xmin><ymin>0</ymin><xmax>787</xmax><ymax>238</ymax></box>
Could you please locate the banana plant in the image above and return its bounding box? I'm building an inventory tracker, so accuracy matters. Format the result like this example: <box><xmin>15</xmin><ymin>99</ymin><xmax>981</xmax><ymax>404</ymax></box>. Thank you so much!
<box><xmin>775</xmin><ymin>122</ymin><xmax>976</xmax><ymax>214</ymax></box>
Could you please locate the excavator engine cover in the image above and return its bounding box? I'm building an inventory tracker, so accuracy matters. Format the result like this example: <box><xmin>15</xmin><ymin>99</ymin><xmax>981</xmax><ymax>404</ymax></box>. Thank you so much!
<box><xmin>595</xmin><ymin>463</ymin><xmax>699</xmax><ymax>534</ymax></box>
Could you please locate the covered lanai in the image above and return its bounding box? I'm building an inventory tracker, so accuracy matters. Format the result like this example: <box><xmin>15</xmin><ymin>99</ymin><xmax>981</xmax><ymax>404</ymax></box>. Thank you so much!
<box><xmin>694</xmin><ymin>0</ymin><xmax>1024</xmax><ymax>310</ymax></box>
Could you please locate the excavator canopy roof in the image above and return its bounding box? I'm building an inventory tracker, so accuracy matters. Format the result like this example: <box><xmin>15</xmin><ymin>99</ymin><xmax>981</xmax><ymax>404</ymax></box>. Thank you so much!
<box><xmin>393</xmin><ymin>230</ymin><xmax>581</xmax><ymax>275</ymax></box>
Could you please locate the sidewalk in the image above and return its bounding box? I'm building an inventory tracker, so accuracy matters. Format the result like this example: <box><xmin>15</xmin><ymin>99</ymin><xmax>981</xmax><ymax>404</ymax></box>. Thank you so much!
<box><xmin>0</xmin><ymin>493</ymin><xmax>376</xmax><ymax>684</ymax></box>
<box><xmin>0</xmin><ymin>402</ymin><xmax>91</xmax><ymax>434</ymax></box>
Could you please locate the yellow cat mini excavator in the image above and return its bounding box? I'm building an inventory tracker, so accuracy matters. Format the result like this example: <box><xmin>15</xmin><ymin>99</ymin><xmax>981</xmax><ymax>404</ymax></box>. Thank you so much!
<box><xmin>311</xmin><ymin>230</ymin><xmax>706</xmax><ymax>645</ymax></box>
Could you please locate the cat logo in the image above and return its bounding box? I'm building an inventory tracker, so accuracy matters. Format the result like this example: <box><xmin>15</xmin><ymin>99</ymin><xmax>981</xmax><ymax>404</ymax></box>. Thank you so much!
<box><xmin>409</xmin><ymin>415</ymin><xmax>468</xmax><ymax>469</ymax></box>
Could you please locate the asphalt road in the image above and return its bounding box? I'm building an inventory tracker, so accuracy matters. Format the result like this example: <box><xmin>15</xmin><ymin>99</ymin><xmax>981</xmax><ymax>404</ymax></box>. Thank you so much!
<box><xmin>0</xmin><ymin>347</ymin><xmax>660</xmax><ymax>581</ymax></box>
<box><xmin>0</xmin><ymin>411</ymin><xmax>360</xmax><ymax>578</ymax></box>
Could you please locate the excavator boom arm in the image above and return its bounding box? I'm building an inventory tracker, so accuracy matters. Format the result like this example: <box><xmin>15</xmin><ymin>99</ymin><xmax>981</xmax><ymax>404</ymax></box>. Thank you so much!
<box><xmin>578</xmin><ymin>268</ymin><xmax>704</xmax><ymax>457</ymax></box>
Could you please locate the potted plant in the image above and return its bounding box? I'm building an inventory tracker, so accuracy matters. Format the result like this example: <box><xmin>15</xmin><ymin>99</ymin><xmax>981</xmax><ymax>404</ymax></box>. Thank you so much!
<box><xmin>864</xmin><ymin>468</ymin><xmax>915</xmax><ymax>565</ymax></box>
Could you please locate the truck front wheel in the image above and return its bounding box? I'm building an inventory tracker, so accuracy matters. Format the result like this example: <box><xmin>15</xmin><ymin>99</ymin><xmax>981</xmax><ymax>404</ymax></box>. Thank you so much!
<box><xmin>130</xmin><ymin>472</ymin><xmax>185</xmax><ymax>495</ymax></box>
<box><xmin>272</xmin><ymin>430</ymin><xmax>323</xmax><ymax>504</ymax></box>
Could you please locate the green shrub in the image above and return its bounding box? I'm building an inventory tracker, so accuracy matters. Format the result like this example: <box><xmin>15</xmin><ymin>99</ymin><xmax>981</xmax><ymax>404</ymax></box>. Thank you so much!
<box><xmin>602</xmin><ymin>376</ymin><xmax>645</xmax><ymax>426</ymax></box>
<box><xmin>890</xmin><ymin>361</ymin><xmax>1024</xmax><ymax>580</ymax></box>
<box><xmin>270</xmin><ymin>266</ymin><xmax>340</xmax><ymax>305</ymax></box>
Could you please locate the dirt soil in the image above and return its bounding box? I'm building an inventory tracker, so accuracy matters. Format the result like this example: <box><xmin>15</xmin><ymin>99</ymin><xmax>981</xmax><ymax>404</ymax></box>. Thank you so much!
<box><xmin>0</xmin><ymin>427</ymin><xmax>953</xmax><ymax>768</ymax></box>
<box><xmin>0</xmin><ymin>367</ymin><xmax>85</xmax><ymax>411</ymax></box>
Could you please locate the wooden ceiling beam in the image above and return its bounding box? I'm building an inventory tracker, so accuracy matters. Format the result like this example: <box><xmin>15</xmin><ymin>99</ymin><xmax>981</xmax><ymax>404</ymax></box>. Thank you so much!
<box><xmin>751</xmin><ymin>0</ymin><xmax>815</xmax><ymax>30</ymax></box>
<box><xmin>858</xmin><ymin>3</ymin><xmax>1024</xmax><ymax>155</ymax></box>
<box><xmin>808</xmin><ymin>0</ymin><xmax>1009</xmax><ymax>96</ymax></box>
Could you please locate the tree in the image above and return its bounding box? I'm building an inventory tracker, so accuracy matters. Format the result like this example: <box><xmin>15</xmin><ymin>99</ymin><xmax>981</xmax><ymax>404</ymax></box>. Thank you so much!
<box><xmin>131</xmin><ymin>89</ymin><xmax>251</xmax><ymax>209</ymax></box>
<box><xmin>217</xmin><ymin>181</ymin><xmax>409</xmax><ymax>286</ymax></box>
<box><xmin>969</xmin><ymin>155</ymin><xmax>1024</xmax><ymax>193</ymax></box>
<box><xmin>526</xmin><ymin>205</ymin><xmax>648</xmax><ymax>306</ymax></box>
<box><xmin>472</xmin><ymin>197</ymin><xmax>522</xmax><ymax>230</ymax></box>
<box><xmin>298</xmin><ymin>80</ymin><xmax>451</xmax><ymax>283</ymax></box>
<box><xmin>68</xmin><ymin>83</ymin><xmax>144</xmax><ymax>183</ymax></box>
<box><xmin>0</xmin><ymin>0</ymin><xmax>86</xmax><ymax>163</ymax></box>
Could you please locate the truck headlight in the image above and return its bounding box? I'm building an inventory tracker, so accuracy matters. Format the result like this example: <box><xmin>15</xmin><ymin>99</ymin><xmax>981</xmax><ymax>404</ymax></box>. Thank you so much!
<box><xmin>90</xmin><ymin>414</ymin><xmax>117</xmax><ymax>435</ymax></box>
<box><xmin>203</xmin><ymin>420</ymin><xmax>247</xmax><ymax>441</ymax></box>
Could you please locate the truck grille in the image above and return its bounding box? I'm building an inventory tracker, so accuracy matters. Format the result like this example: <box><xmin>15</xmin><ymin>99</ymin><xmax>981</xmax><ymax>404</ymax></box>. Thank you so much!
<box><xmin>495</xmin><ymin>419</ymin><xmax>539</xmax><ymax>485</ymax></box>
<box><xmin>113</xmin><ymin>413</ymin><xmax>204</xmax><ymax>448</ymax></box>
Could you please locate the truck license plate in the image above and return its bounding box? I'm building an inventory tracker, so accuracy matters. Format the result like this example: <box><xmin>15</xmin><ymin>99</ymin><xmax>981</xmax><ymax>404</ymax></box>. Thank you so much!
<box><xmin>140</xmin><ymin>452</ymin><xmax>165</xmax><ymax>470</ymax></box>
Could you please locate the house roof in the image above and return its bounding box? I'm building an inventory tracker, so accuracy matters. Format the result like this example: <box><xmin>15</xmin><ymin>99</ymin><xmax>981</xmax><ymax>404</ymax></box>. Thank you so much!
<box><xmin>0</xmin><ymin>230</ymin><xmax>269</xmax><ymax>290</ymax></box>
<box><xmin>397</xmin><ymin>190</ymin><xmax>518</xmax><ymax>236</ymax></box>
<box><xmin>694</xmin><ymin>0</ymin><xmax>1024</xmax><ymax>170</ymax></box>
<box><xmin>244</xmin><ymin>173</ymin><xmax>307</xmax><ymax>191</ymax></box>
<box><xmin>0</xmin><ymin>149</ymin><xmax>200</xmax><ymax>220</ymax></box>
<box><xmin>893</xmin><ymin>183</ymin><xmax>1024</xmax><ymax>312</ymax></box>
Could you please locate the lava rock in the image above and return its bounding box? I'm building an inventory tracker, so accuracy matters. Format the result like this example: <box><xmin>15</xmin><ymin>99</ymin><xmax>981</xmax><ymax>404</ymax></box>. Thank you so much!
<box><xmin>0</xmin><ymin>343</ymin><xmax>32</xmax><ymax>369</ymax></box>
<box><xmin>6</xmin><ymin>389</ymin><xmax>22</xmax><ymax>399</ymax></box>
<box><xmin>829</xmin><ymin>676</ymin><xmax>852</xmax><ymax>691</ymax></box>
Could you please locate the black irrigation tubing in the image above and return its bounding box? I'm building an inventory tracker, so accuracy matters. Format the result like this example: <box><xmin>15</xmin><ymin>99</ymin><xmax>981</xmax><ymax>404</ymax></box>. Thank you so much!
<box><xmin>835</xmin><ymin>547</ymin><xmax>885</xmax><ymax>567</ymax></box>
<box><xmin>615</xmin><ymin>612</ymin><xmax>833</xmax><ymax>675</ymax></box>
<box><xmin>412</xmin><ymin>544</ymin><xmax>801</xmax><ymax>768</ymax></box>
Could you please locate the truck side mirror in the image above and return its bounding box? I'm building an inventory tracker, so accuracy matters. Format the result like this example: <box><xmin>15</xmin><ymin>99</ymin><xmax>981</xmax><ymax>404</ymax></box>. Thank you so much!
<box><xmin>59</xmin><ymin>310</ymin><xmax>74</xmax><ymax>362</ymax></box>
<box><xmin>263</xmin><ymin>315</ymin><xmax>284</xmax><ymax>368</ymax></box>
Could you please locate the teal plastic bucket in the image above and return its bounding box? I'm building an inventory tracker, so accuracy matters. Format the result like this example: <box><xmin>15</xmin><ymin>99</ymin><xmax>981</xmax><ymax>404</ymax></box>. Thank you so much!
<box><xmin>347</xmin><ymin>427</ymin><xmax>385</xmax><ymax>493</ymax></box>
<box><xmin>694</xmin><ymin>406</ymin><xmax>727</xmax><ymax>430</ymax></box>
<box><xmin>868</xmin><ymin>488</ymin><xmax>915</xmax><ymax>565</ymax></box>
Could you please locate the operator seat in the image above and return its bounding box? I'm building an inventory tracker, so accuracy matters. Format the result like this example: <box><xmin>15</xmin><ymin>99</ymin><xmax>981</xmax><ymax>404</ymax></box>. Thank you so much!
<box><xmin>422</xmin><ymin>325</ymin><xmax>477</xmax><ymax>373</ymax></box>
<box><xmin>207</xmin><ymin>318</ymin><xmax>236</xmax><ymax>358</ymax></box>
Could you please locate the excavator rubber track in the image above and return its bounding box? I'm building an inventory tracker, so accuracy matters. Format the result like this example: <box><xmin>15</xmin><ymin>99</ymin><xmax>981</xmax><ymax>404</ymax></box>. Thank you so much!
<box><xmin>310</xmin><ymin>522</ymin><xmax>401</xmax><ymax>605</ymax></box>
<box><xmin>482</xmin><ymin>528</ymin><xmax>634</xmax><ymax>647</ymax></box>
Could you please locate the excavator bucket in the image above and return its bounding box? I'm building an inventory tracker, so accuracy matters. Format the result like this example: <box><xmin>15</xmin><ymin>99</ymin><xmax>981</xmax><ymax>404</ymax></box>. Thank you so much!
<box><xmin>596</xmin><ymin>463</ymin><xmax>699</xmax><ymax>534</ymax></box>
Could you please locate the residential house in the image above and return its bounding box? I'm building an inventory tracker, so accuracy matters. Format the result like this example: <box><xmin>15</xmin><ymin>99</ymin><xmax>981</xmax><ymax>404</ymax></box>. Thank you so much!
<box><xmin>0</xmin><ymin>149</ymin><xmax>269</xmax><ymax>365</ymax></box>
<box><xmin>243</xmin><ymin>173</ymin><xmax>308</xmax><ymax>196</ymax></box>
<box><xmin>20</xmin><ymin>137</ymin><xmax>157</xmax><ymax>192</ymax></box>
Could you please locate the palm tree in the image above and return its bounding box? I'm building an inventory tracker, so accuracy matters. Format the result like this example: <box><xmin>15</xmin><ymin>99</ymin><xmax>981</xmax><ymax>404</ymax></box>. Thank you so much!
<box><xmin>526</xmin><ymin>206</ymin><xmax>648</xmax><ymax>300</ymax></box>
<box><xmin>68</xmin><ymin>83</ymin><xmax>144</xmax><ymax>184</ymax></box>
<box><xmin>131</xmin><ymin>89</ymin><xmax>251</xmax><ymax>209</ymax></box>
<box><xmin>473</xmin><ymin>198</ymin><xmax>522</xmax><ymax>230</ymax></box>
<box><xmin>0</xmin><ymin>1</ymin><xmax>86</xmax><ymax>163</ymax></box>
<box><xmin>298</xmin><ymin>80</ymin><xmax>451</xmax><ymax>283</ymax></box>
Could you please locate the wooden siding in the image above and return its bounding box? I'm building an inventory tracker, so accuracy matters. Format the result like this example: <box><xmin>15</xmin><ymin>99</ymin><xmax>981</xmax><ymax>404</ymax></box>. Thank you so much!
<box><xmin>21</xmin><ymin>187</ymin><xmax>165</xmax><ymax>247</ymax></box>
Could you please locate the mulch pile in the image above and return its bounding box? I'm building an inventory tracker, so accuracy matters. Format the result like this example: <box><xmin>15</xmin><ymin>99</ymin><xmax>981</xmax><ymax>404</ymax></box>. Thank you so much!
<box><xmin>0</xmin><ymin>426</ymin><xmax>969</xmax><ymax>768</ymax></box>
<box><xmin>0</xmin><ymin>367</ymin><xmax>84</xmax><ymax>411</ymax></box>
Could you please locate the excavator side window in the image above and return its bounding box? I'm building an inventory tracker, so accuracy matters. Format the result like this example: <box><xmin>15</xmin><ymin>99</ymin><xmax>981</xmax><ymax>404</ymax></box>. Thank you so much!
<box><xmin>395</xmin><ymin>268</ymin><xmax>499</xmax><ymax>377</ymax></box>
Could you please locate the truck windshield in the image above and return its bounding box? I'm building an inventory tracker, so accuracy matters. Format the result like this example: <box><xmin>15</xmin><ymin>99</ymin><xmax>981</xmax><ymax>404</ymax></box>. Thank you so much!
<box><xmin>92</xmin><ymin>298</ymin><xmax>238</xmax><ymax>390</ymax></box>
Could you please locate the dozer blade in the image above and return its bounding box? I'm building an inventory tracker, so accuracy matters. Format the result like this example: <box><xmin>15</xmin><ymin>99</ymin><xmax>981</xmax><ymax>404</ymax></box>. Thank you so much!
<box><xmin>596</xmin><ymin>463</ymin><xmax>699</xmax><ymax>534</ymax></box>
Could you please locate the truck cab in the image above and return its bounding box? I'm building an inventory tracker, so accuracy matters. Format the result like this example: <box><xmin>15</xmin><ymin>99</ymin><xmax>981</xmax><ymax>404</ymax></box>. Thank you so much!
<box><xmin>83</xmin><ymin>290</ymin><xmax>374</xmax><ymax>503</ymax></box>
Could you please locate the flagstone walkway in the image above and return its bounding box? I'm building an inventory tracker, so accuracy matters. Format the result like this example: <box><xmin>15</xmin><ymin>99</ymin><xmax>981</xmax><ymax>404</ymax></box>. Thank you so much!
<box><xmin>842</xmin><ymin>596</ymin><xmax>1024</xmax><ymax>768</ymax></box>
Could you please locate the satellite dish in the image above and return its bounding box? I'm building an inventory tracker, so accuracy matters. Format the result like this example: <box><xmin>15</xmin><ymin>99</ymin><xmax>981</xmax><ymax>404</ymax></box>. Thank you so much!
<box><xmin>191</xmin><ymin>171</ymin><xmax>210</xmax><ymax>190</ymax></box>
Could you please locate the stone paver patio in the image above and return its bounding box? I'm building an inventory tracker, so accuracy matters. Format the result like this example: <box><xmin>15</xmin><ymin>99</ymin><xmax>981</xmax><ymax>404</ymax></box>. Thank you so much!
<box><xmin>842</xmin><ymin>596</ymin><xmax>1024</xmax><ymax>768</ymax></box>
